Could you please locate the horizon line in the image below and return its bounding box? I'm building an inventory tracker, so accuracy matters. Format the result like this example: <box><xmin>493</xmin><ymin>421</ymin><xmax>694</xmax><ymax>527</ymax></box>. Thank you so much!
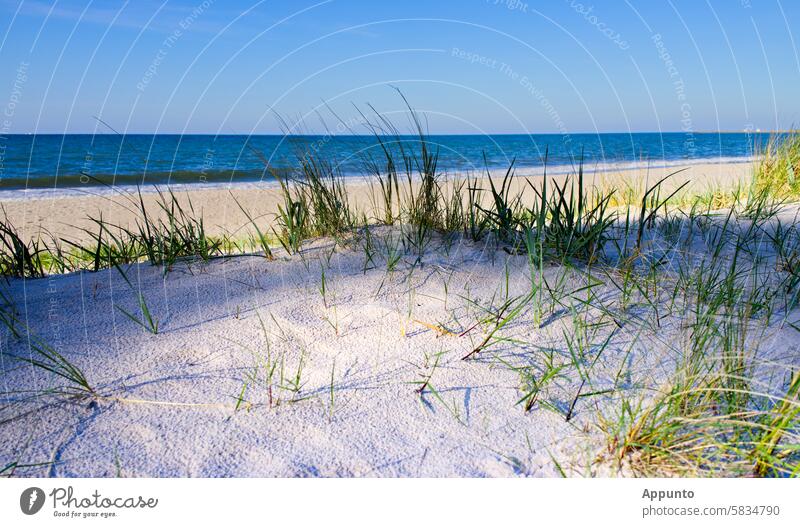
<box><xmin>1</xmin><ymin>129</ymin><xmax>792</xmax><ymax>136</ymax></box>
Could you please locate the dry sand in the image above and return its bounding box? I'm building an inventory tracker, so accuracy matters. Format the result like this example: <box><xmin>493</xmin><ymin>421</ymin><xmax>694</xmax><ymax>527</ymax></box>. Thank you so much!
<box><xmin>3</xmin><ymin>159</ymin><xmax>793</xmax><ymax>478</ymax></box>
<box><xmin>0</xmin><ymin>160</ymin><xmax>755</xmax><ymax>245</ymax></box>
<box><xmin>2</xmin><ymin>233</ymin><xmax>608</xmax><ymax>476</ymax></box>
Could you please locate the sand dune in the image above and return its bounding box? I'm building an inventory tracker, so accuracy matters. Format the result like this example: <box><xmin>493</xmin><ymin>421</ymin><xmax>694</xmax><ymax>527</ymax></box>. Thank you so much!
<box><xmin>2</xmin><ymin>159</ymin><xmax>797</xmax><ymax>477</ymax></box>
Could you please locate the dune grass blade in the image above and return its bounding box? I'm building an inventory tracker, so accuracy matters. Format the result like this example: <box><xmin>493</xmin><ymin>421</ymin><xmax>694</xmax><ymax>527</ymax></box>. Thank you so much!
<box><xmin>753</xmin><ymin>371</ymin><xmax>800</xmax><ymax>477</ymax></box>
<box><xmin>21</xmin><ymin>334</ymin><xmax>94</xmax><ymax>396</ymax></box>
<box><xmin>0</xmin><ymin>304</ymin><xmax>93</xmax><ymax>396</ymax></box>
<box><xmin>635</xmin><ymin>169</ymin><xmax>690</xmax><ymax>252</ymax></box>
<box><xmin>231</xmin><ymin>193</ymin><xmax>273</xmax><ymax>259</ymax></box>
<box><xmin>477</xmin><ymin>157</ymin><xmax>520</xmax><ymax>243</ymax></box>
<box><xmin>0</xmin><ymin>211</ymin><xmax>45</xmax><ymax>278</ymax></box>
<box><xmin>114</xmin><ymin>264</ymin><xmax>159</xmax><ymax>334</ymax></box>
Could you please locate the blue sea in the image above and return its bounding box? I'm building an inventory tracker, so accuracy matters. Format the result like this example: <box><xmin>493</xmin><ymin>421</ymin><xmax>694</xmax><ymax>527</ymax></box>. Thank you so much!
<box><xmin>0</xmin><ymin>132</ymin><xmax>768</xmax><ymax>194</ymax></box>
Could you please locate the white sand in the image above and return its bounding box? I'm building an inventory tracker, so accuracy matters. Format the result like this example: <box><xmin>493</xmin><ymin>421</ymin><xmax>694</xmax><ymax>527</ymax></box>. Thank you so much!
<box><xmin>1</xmin><ymin>222</ymin><xmax>797</xmax><ymax>477</ymax></box>
<box><xmin>1</xmin><ymin>234</ymin><xmax>598</xmax><ymax>476</ymax></box>
<box><xmin>2</xmin><ymin>160</ymin><xmax>796</xmax><ymax>477</ymax></box>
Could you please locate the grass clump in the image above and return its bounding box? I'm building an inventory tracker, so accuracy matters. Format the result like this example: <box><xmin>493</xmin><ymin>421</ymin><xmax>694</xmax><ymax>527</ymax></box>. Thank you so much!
<box><xmin>754</xmin><ymin>131</ymin><xmax>800</xmax><ymax>197</ymax></box>
<box><xmin>0</xmin><ymin>212</ymin><xmax>45</xmax><ymax>278</ymax></box>
<box><xmin>126</xmin><ymin>188</ymin><xmax>222</xmax><ymax>270</ymax></box>
<box><xmin>603</xmin><ymin>363</ymin><xmax>800</xmax><ymax>477</ymax></box>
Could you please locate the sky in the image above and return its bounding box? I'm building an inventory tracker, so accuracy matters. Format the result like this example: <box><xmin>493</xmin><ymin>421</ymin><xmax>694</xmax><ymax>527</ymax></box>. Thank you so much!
<box><xmin>0</xmin><ymin>0</ymin><xmax>798</xmax><ymax>134</ymax></box>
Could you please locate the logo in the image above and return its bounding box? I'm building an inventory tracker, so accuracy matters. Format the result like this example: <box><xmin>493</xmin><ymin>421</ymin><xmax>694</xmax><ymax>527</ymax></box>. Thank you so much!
<box><xmin>20</xmin><ymin>487</ymin><xmax>45</xmax><ymax>515</ymax></box>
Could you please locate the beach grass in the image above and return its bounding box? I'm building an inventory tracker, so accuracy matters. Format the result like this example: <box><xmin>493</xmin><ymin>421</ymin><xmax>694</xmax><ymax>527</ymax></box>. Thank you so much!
<box><xmin>0</xmin><ymin>293</ymin><xmax>94</xmax><ymax>397</ymax></box>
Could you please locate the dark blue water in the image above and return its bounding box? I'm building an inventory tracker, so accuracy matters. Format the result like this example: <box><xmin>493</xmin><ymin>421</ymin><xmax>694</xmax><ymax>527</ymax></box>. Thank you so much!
<box><xmin>0</xmin><ymin>133</ymin><xmax>767</xmax><ymax>191</ymax></box>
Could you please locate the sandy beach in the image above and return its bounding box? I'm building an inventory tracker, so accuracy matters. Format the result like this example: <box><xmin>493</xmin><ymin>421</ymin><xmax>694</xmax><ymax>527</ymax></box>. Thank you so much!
<box><xmin>0</xmin><ymin>160</ymin><xmax>755</xmax><ymax>245</ymax></box>
<box><xmin>2</xmin><ymin>157</ymin><xmax>798</xmax><ymax>477</ymax></box>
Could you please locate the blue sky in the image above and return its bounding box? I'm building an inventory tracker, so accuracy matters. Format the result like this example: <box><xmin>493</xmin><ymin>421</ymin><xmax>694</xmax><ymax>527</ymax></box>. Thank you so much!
<box><xmin>1</xmin><ymin>0</ymin><xmax>798</xmax><ymax>134</ymax></box>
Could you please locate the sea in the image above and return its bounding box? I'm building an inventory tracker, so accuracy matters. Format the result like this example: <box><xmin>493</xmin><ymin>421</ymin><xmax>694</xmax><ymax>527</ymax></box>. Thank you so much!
<box><xmin>0</xmin><ymin>132</ymin><xmax>769</xmax><ymax>197</ymax></box>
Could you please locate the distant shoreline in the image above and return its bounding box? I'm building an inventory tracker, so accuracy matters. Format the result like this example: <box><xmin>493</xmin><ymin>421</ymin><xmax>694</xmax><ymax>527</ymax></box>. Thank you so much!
<box><xmin>0</xmin><ymin>155</ymin><xmax>758</xmax><ymax>200</ymax></box>
<box><xmin>0</xmin><ymin>159</ymin><xmax>755</xmax><ymax>246</ymax></box>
